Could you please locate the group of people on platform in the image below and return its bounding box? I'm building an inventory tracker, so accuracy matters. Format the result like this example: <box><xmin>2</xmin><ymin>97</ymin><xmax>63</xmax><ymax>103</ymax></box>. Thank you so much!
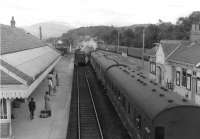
<box><xmin>28</xmin><ymin>69</ymin><xmax>59</xmax><ymax>120</ymax></box>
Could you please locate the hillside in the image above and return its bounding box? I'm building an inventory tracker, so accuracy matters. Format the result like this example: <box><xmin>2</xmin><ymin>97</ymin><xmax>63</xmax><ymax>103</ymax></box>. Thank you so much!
<box><xmin>61</xmin><ymin>24</ymin><xmax>148</xmax><ymax>48</ymax></box>
<box><xmin>23</xmin><ymin>21</ymin><xmax>73</xmax><ymax>39</ymax></box>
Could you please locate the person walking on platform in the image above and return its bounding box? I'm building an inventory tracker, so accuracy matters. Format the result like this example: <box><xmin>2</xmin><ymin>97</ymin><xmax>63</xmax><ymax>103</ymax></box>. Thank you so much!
<box><xmin>52</xmin><ymin>74</ymin><xmax>56</xmax><ymax>94</ymax></box>
<box><xmin>28</xmin><ymin>98</ymin><xmax>36</xmax><ymax>120</ymax></box>
<box><xmin>44</xmin><ymin>92</ymin><xmax>51</xmax><ymax>116</ymax></box>
<box><xmin>56</xmin><ymin>72</ymin><xmax>59</xmax><ymax>86</ymax></box>
<box><xmin>48</xmin><ymin>77</ymin><xmax>53</xmax><ymax>95</ymax></box>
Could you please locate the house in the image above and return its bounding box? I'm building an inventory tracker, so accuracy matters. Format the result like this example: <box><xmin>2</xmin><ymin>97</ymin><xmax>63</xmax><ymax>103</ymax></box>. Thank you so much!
<box><xmin>146</xmin><ymin>22</ymin><xmax>200</xmax><ymax>104</ymax></box>
<box><xmin>0</xmin><ymin>17</ymin><xmax>61</xmax><ymax>139</ymax></box>
<box><xmin>146</xmin><ymin>40</ymin><xmax>181</xmax><ymax>86</ymax></box>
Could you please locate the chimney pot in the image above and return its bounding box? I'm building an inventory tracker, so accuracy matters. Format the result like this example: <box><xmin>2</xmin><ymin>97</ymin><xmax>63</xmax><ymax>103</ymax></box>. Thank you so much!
<box><xmin>190</xmin><ymin>23</ymin><xmax>200</xmax><ymax>41</ymax></box>
<box><xmin>10</xmin><ymin>16</ymin><xmax>16</xmax><ymax>28</ymax></box>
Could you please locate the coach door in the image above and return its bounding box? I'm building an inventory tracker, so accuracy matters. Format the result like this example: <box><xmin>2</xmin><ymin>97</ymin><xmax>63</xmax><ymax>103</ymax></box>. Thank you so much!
<box><xmin>155</xmin><ymin>127</ymin><xmax>165</xmax><ymax>139</ymax></box>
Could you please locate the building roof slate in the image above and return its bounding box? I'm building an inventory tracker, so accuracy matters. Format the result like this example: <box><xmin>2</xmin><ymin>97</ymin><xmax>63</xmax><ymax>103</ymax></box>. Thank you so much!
<box><xmin>168</xmin><ymin>41</ymin><xmax>200</xmax><ymax>65</ymax></box>
<box><xmin>0</xmin><ymin>24</ymin><xmax>44</xmax><ymax>55</ymax></box>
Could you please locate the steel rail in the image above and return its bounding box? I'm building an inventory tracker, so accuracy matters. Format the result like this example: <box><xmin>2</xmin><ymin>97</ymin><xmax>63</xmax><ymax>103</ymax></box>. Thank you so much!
<box><xmin>77</xmin><ymin>68</ymin><xmax>81</xmax><ymax>139</ymax></box>
<box><xmin>84</xmin><ymin>72</ymin><xmax>104</xmax><ymax>139</ymax></box>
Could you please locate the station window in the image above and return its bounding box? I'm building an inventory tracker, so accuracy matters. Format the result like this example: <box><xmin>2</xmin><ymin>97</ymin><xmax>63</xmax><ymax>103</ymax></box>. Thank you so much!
<box><xmin>182</xmin><ymin>69</ymin><xmax>187</xmax><ymax>87</ymax></box>
<box><xmin>186</xmin><ymin>74</ymin><xmax>191</xmax><ymax>90</ymax></box>
<box><xmin>0</xmin><ymin>99</ymin><xmax>7</xmax><ymax>119</ymax></box>
<box><xmin>176</xmin><ymin>71</ymin><xmax>180</xmax><ymax>86</ymax></box>
<box><xmin>150</xmin><ymin>62</ymin><xmax>156</xmax><ymax>75</ymax></box>
<box><xmin>196</xmin><ymin>77</ymin><xmax>200</xmax><ymax>95</ymax></box>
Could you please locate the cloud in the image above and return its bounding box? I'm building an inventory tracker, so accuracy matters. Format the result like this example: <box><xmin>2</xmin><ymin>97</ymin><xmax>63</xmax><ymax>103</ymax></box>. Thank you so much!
<box><xmin>0</xmin><ymin>0</ymin><xmax>199</xmax><ymax>26</ymax></box>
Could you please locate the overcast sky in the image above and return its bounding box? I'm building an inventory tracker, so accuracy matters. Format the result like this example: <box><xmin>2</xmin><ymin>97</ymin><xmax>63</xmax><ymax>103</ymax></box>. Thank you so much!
<box><xmin>1</xmin><ymin>0</ymin><xmax>200</xmax><ymax>27</ymax></box>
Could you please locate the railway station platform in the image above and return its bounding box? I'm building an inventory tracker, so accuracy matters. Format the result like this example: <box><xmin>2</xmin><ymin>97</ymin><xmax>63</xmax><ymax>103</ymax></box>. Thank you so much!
<box><xmin>12</xmin><ymin>56</ymin><xmax>74</xmax><ymax>139</ymax></box>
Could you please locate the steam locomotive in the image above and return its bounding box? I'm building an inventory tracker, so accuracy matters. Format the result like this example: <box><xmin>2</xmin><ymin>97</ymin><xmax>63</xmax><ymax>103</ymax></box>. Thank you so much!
<box><xmin>74</xmin><ymin>48</ymin><xmax>92</xmax><ymax>66</ymax></box>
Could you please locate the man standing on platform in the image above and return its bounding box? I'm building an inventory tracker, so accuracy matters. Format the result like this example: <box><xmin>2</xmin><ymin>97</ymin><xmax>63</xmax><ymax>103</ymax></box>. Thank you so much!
<box><xmin>28</xmin><ymin>98</ymin><xmax>36</xmax><ymax>120</ymax></box>
<box><xmin>48</xmin><ymin>77</ymin><xmax>53</xmax><ymax>95</ymax></box>
<box><xmin>56</xmin><ymin>72</ymin><xmax>59</xmax><ymax>86</ymax></box>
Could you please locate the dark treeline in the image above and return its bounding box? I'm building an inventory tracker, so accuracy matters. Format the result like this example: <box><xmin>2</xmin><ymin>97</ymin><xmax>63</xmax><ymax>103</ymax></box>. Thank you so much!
<box><xmin>58</xmin><ymin>11</ymin><xmax>200</xmax><ymax>49</ymax></box>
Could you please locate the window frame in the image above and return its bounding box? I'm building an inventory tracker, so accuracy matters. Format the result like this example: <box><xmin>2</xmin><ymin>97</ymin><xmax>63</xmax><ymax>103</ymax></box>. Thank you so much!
<box><xmin>186</xmin><ymin>74</ymin><xmax>191</xmax><ymax>90</ymax></box>
<box><xmin>176</xmin><ymin>71</ymin><xmax>180</xmax><ymax>86</ymax></box>
<box><xmin>182</xmin><ymin>68</ymin><xmax>187</xmax><ymax>87</ymax></box>
<box><xmin>136</xmin><ymin>115</ymin><xmax>142</xmax><ymax>129</ymax></box>
<box><xmin>196</xmin><ymin>77</ymin><xmax>200</xmax><ymax>95</ymax></box>
<box><xmin>150</xmin><ymin>62</ymin><xmax>156</xmax><ymax>75</ymax></box>
<box><xmin>0</xmin><ymin>99</ymin><xmax>7</xmax><ymax>119</ymax></box>
<box><xmin>127</xmin><ymin>102</ymin><xmax>131</xmax><ymax>114</ymax></box>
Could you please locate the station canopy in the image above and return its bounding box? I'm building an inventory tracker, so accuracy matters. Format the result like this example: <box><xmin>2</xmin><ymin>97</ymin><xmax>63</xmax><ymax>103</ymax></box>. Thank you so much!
<box><xmin>0</xmin><ymin>24</ymin><xmax>61</xmax><ymax>99</ymax></box>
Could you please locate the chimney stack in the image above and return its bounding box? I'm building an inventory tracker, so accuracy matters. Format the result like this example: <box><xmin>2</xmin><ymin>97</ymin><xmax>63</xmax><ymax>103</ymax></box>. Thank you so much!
<box><xmin>10</xmin><ymin>16</ymin><xmax>16</xmax><ymax>28</ymax></box>
<box><xmin>39</xmin><ymin>26</ymin><xmax>42</xmax><ymax>40</ymax></box>
<box><xmin>190</xmin><ymin>22</ymin><xmax>200</xmax><ymax>42</ymax></box>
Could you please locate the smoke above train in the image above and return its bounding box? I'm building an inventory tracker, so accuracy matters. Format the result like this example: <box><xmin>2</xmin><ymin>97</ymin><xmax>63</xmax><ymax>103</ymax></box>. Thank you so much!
<box><xmin>79</xmin><ymin>38</ymin><xmax>97</xmax><ymax>54</ymax></box>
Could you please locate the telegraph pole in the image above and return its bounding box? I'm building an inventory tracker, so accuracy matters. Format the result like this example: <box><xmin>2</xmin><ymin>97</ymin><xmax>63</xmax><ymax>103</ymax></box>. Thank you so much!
<box><xmin>142</xmin><ymin>28</ymin><xmax>145</xmax><ymax>69</ymax></box>
<box><xmin>39</xmin><ymin>26</ymin><xmax>42</xmax><ymax>40</ymax></box>
<box><xmin>117</xmin><ymin>31</ymin><xmax>120</xmax><ymax>51</ymax></box>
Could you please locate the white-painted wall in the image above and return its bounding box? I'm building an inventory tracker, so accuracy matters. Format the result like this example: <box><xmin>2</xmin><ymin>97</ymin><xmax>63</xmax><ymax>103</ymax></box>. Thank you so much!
<box><xmin>156</xmin><ymin>45</ymin><xmax>165</xmax><ymax>65</ymax></box>
<box><xmin>164</xmin><ymin>63</ymin><xmax>173</xmax><ymax>83</ymax></box>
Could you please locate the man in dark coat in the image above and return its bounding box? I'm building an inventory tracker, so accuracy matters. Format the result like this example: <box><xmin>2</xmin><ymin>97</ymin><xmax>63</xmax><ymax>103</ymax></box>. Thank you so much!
<box><xmin>28</xmin><ymin>98</ymin><xmax>36</xmax><ymax>120</ymax></box>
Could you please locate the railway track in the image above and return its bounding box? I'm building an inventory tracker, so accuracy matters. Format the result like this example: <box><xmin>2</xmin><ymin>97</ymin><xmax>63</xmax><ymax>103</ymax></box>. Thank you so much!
<box><xmin>67</xmin><ymin>66</ymin><xmax>103</xmax><ymax>139</ymax></box>
<box><xmin>77</xmin><ymin>67</ymin><xmax>103</xmax><ymax>139</ymax></box>
<box><xmin>67</xmin><ymin>65</ymin><xmax>130</xmax><ymax>139</ymax></box>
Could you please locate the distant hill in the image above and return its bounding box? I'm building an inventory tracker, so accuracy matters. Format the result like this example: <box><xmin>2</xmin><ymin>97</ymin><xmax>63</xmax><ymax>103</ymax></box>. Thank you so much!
<box><xmin>60</xmin><ymin>24</ymin><xmax>155</xmax><ymax>48</ymax></box>
<box><xmin>123</xmin><ymin>24</ymin><xmax>150</xmax><ymax>30</ymax></box>
<box><xmin>23</xmin><ymin>21</ymin><xmax>73</xmax><ymax>39</ymax></box>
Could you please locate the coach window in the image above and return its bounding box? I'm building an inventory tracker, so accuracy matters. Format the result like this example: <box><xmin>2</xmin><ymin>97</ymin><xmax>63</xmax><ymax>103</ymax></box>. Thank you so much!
<box><xmin>0</xmin><ymin>99</ymin><xmax>7</xmax><ymax>119</ymax></box>
<box><xmin>128</xmin><ymin>103</ymin><xmax>131</xmax><ymax>114</ymax></box>
<box><xmin>176</xmin><ymin>71</ymin><xmax>180</xmax><ymax>86</ymax></box>
<box><xmin>122</xmin><ymin>95</ymin><xmax>126</xmax><ymax>109</ymax></box>
<box><xmin>186</xmin><ymin>74</ymin><xmax>191</xmax><ymax>90</ymax></box>
<box><xmin>136</xmin><ymin>115</ymin><xmax>142</xmax><ymax>129</ymax></box>
<box><xmin>117</xmin><ymin>92</ymin><xmax>121</xmax><ymax>101</ymax></box>
<box><xmin>155</xmin><ymin>127</ymin><xmax>165</xmax><ymax>139</ymax></box>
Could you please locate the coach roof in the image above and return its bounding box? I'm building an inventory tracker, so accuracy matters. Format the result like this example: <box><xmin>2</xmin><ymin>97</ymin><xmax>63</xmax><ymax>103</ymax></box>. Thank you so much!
<box><xmin>106</xmin><ymin>64</ymin><xmax>198</xmax><ymax>119</ymax></box>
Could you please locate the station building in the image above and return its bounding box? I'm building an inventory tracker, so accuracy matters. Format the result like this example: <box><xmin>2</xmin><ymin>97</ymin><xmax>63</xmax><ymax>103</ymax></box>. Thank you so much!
<box><xmin>0</xmin><ymin>17</ymin><xmax>61</xmax><ymax>139</ymax></box>
<box><xmin>146</xmin><ymin>23</ymin><xmax>200</xmax><ymax>105</ymax></box>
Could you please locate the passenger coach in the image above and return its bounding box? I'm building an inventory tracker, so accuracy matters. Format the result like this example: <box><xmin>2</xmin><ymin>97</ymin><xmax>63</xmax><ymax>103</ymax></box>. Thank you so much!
<box><xmin>90</xmin><ymin>50</ymin><xmax>200</xmax><ymax>139</ymax></box>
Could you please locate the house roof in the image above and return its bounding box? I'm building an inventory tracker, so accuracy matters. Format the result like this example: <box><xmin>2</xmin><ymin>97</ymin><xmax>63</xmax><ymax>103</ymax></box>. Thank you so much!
<box><xmin>0</xmin><ymin>24</ymin><xmax>44</xmax><ymax>55</ymax></box>
<box><xmin>160</xmin><ymin>40</ymin><xmax>181</xmax><ymax>58</ymax></box>
<box><xmin>145</xmin><ymin>47</ymin><xmax>157</xmax><ymax>56</ymax></box>
<box><xmin>145</xmin><ymin>40</ymin><xmax>181</xmax><ymax>58</ymax></box>
<box><xmin>168</xmin><ymin>41</ymin><xmax>200</xmax><ymax>65</ymax></box>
